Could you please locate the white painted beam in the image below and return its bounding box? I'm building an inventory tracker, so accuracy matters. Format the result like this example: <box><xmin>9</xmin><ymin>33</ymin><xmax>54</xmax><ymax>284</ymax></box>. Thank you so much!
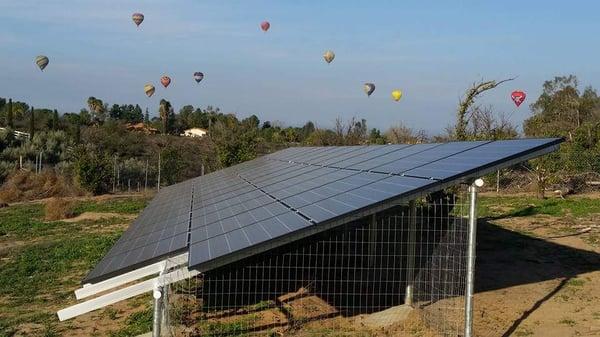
<box><xmin>58</xmin><ymin>266</ymin><xmax>198</xmax><ymax>321</ymax></box>
<box><xmin>75</xmin><ymin>253</ymin><xmax>188</xmax><ymax>300</ymax></box>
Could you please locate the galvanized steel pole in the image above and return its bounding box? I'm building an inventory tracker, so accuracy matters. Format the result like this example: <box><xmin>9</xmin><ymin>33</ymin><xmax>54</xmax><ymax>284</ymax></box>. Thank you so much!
<box><xmin>152</xmin><ymin>285</ymin><xmax>162</xmax><ymax>337</ymax></box>
<box><xmin>405</xmin><ymin>200</ymin><xmax>417</xmax><ymax>306</ymax></box>
<box><xmin>465</xmin><ymin>178</ymin><xmax>483</xmax><ymax>337</ymax></box>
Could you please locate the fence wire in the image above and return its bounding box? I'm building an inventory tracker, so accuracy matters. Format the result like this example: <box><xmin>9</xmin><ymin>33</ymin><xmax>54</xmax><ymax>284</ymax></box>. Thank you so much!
<box><xmin>163</xmin><ymin>187</ymin><xmax>470</xmax><ymax>337</ymax></box>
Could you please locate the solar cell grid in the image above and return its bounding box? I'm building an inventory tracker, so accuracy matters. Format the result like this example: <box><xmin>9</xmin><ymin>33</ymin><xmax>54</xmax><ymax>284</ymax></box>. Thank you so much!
<box><xmin>85</xmin><ymin>138</ymin><xmax>562</xmax><ymax>283</ymax></box>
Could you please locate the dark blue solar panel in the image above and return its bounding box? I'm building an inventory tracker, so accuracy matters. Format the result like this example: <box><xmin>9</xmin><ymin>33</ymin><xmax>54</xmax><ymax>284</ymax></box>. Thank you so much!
<box><xmin>85</xmin><ymin>138</ymin><xmax>562</xmax><ymax>283</ymax></box>
<box><xmin>403</xmin><ymin>139</ymin><xmax>557</xmax><ymax>180</ymax></box>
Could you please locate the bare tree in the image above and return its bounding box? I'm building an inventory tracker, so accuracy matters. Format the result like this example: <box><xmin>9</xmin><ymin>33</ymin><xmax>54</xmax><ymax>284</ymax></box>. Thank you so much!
<box><xmin>470</xmin><ymin>105</ymin><xmax>518</xmax><ymax>140</ymax></box>
<box><xmin>455</xmin><ymin>77</ymin><xmax>515</xmax><ymax>140</ymax></box>
<box><xmin>385</xmin><ymin>123</ymin><xmax>427</xmax><ymax>144</ymax></box>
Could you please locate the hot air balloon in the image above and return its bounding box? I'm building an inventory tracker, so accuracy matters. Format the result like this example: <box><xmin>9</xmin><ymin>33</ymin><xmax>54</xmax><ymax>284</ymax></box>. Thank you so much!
<box><xmin>323</xmin><ymin>50</ymin><xmax>335</xmax><ymax>64</ymax></box>
<box><xmin>364</xmin><ymin>83</ymin><xmax>376</xmax><ymax>97</ymax></box>
<box><xmin>511</xmin><ymin>90</ymin><xmax>526</xmax><ymax>107</ymax></box>
<box><xmin>160</xmin><ymin>76</ymin><xmax>171</xmax><ymax>88</ymax></box>
<box><xmin>35</xmin><ymin>55</ymin><xmax>49</xmax><ymax>71</ymax></box>
<box><xmin>193</xmin><ymin>72</ymin><xmax>204</xmax><ymax>83</ymax></box>
<box><xmin>260</xmin><ymin>21</ymin><xmax>270</xmax><ymax>32</ymax></box>
<box><xmin>132</xmin><ymin>13</ymin><xmax>144</xmax><ymax>27</ymax></box>
<box><xmin>144</xmin><ymin>84</ymin><xmax>155</xmax><ymax>97</ymax></box>
<box><xmin>391</xmin><ymin>90</ymin><xmax>403</xmax><ymax>102</ymax></box>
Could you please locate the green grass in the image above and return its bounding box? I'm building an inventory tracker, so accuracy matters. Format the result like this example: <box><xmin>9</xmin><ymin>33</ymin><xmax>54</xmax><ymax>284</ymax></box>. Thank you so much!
<box><xmin>0</xmin><ymin>197</ymin><xmax>147</xmax><ymax>336</ymax></box>
<box><xmin>558</xmin><ymin>318</ymin><xmax>576</xmax><ymax>327</ymax></box>
<box><xmin>478</xmin><ymin>195</ymin><xmax>600</xmax><ymax>219</ymax></box>
<box><xmin>0</xmin><ymin>234</ymin><xmax>120</xmax><ymax>304</ymax></box>
<box><xmin>108</xmin><ymin>308</ymin><xmax>153</xmax><ymax>337</ymax></box>
<box><xmin>199</xmin><ymin>314</ymin><xmax>259</xmax><ymax>336</ymax></box>
<box><xmin>0</xmin><ymin>203</ymin><xmax>60</xmax><ymax>238</ymax></box>
<box><xmin>73</xmin><ymin>197</ymin><xmax>149</xmax><ymax>215</ymax></box>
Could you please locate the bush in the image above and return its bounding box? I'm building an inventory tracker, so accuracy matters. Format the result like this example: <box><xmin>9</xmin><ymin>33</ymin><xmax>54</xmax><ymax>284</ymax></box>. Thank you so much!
<box><xmin>0</xmin><ymin>170</ymin><xmax>85</xmax><ymax>202</ymax></box>
<box><xmin>44</xmin><ymin>197</ymin><xmax>75</xmax><ymax>220</ymax></box>
<box><xmin>72</xmin><ymin>145</ymin><xmax>113</xmax><ymax>195</ymax></box>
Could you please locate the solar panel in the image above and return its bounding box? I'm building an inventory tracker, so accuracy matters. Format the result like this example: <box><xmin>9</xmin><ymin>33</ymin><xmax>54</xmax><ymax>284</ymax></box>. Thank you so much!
<box><xmin>84</xmin><ymin>138</ymin><xmax>562</xmax><ymax>283</ymax></box>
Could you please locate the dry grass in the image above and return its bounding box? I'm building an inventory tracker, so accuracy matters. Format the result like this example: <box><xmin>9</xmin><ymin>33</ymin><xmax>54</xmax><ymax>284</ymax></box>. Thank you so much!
<box><xmin>0</xmin><ymin>170</ymin><xmax>86</xmax><ymax>203</ymax></box>
<box><xmin>44</xmin><ymin>197</ymin><xmax>76</xmax><ymax>221</ymax></box>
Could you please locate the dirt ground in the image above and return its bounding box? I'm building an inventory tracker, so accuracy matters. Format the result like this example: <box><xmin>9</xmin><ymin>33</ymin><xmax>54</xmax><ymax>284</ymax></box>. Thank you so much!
<box><xmin>470</xmin><ymin>215</ymin><xmax>600</xmax><ymax>337</ymax></box>
<box><xmin>5</xmin><ymin>193</ymin><xmax>600</xmax><ymax>336</ymax></box>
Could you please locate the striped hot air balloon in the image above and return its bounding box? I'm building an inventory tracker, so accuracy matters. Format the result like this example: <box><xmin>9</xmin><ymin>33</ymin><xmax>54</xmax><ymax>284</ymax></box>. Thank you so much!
<box><xmin>160</xmin><ymin>76</ymin><xmax>171</xmax><ymax>88</ymax></box>
<box><xmin>144</xmin><ymin>84</ymin><xmax>155</xmax><ymax>97</ymax></box>
<box><xmin>323</xmin><ymin>50</ymin><xmax>335</xmax><ymax>64</ymax></box>
<box><xmin>35</xmin><ymin>55</ymin><xmax>49</xmax><ymax>71</ymax></box>
<box><xmin>132</xmin><ymin>13</ymin><xmax>144</xmax><ymax>27</ymax></box>
<box><xmin>193</xmin><ymin>72</ymin><xmax>204</xmax><ymax>83</ymax></box>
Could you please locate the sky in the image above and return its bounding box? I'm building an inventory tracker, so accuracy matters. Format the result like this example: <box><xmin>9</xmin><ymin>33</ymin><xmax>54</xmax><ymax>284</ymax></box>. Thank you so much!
<box><xmin>0</xmin><ymin>0</ymin><xmax>599</xmax><ymax>134</ymax></box>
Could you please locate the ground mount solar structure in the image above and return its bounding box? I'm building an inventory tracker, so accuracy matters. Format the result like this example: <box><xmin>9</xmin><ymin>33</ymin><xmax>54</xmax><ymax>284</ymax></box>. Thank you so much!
<box><xmin>58</xmin><ymin>138</ymin><xmax>562</xmax><ymax>336</ymax></box>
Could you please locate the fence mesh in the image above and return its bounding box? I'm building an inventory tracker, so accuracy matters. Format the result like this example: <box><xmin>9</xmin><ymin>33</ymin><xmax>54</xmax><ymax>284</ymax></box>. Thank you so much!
<box><xmin>163</xmin><ymin>187</ymin><xmax>470</xmax><ymax>337</ymax></box>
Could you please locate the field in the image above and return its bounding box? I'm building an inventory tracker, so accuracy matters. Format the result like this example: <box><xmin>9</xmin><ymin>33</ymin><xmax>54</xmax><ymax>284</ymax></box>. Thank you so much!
<box><xmin>0</xmin><ymin>193</ymin><xmax>599</xmax><ymax>337</ymax></box>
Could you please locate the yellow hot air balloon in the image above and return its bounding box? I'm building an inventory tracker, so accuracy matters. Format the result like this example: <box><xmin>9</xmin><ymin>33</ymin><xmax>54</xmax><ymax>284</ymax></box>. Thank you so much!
<box><xmin>323</xmin><ymin>50</ymin><xmax>335</xmax><ymax>64</ymax></box>
<box><xmin>391</xmin><ymin>89</ymin><xmax>403</xmax><ymax>102</ymax></box>
<box><xmin>144</xmin><ymin>84</ymin><xmax>155</xmax><ymax>97</ymax></box>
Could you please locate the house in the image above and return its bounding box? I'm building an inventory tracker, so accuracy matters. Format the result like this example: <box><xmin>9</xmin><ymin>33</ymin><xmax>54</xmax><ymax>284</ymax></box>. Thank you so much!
<box><xmin>181</xmin><ymin>127</ymin><xmax>208</xmax><ymax>138</ymax></box>
<box><xmin>126</xmin><ymin>123</ymin><xmax>159</xmax><ymax>134</ymax></box>
<box><xmin>0</xmin><ymin>127</ymin><xmax>30</xmax><ymax>140</ymax></box>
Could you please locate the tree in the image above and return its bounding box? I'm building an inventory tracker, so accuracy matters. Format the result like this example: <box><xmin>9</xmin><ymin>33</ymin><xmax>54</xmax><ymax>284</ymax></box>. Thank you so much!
<box><xmin>72</xmin><ymin>145</ymin><xmax>113</xmax><ymax>194</ymax></box>
<box><xmin>159</xmin><ymin>99</ymin><xmax>173</xmax><ymax>134</ymax></box>
<box><xmin>7</xmin><ymin>98</ymin><xmax>13</xmax><ymax>128</ymax></box>
<box><xmin>29</xmin><ymin>107</ymin><xmax>35</xmax><ymax>140</ymax></box>
<box><xmin>79</xmin><ymin>108</ymin><xmax>92</xmax><ymax>125</ymax></box>
<box><xmin>87</xmin><ymin>96</ymin><xmax>106</xmax><ymax>124</ymax></box>
<box><xmin>368</xmin><ymin>128</ymin><xmax>387</xmax><ymax>144</ymax></box>
<box><xmin>109</xmin><ymin>104</ymin><xmax>122</xmax><ymax>120</ymax></box>
<box><xmin>463</xmin><ymin>105</ymin><xmax>517</xmax><ymax>140</ymax></box>
<box><xmin>144</xmin><ymin>108</ymin><xmax>150</xmax><ymax>123</ymax></box>
<box><xmin>52</xmin><ymin>109</ymin><xmax>59</xmax><ymax>130</ymax></box>
<box><xmin>385</xmin><ymin>123</ymin><xmax>427</xmax><ymax>144</ymax></box>
<box><xmin>455</xmin><ymin>78</ymin><xmax>515</xmax><ymax>140</ymax></box>
<box><xmin>523</xmin><ymin>75</ymin><xmax>600</xmax><ymax>198</ymax></box>
<box><xmin>524</xmin><ymin>75</ymin><xmax>600</xmax><ymax>139</ymax></box>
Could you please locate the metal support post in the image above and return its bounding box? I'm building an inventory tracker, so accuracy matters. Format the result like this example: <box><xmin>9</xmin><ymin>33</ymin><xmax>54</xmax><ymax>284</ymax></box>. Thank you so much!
<box><xmin>157</xmin><ymin>153</ymin><xmax>161</xmax><ymax>191</ymax></box>
<box><xmin>368</xmin><ymin>213</ymin><xmax>377</xmax><ymax>267</ymax></box>
<box><xmin>152</xmin><ymin>284</ymin><xmax>163</xmax><ymax>337</ymax></box>
<box><xmin>153</xmin><ymin>265</ymin><xmax>168</xmax><ymax>337</ymax></box>
<box><xmin>465</xmin><ymin>178</ymin><xmax>483</xmax><ymax>337</ymax></box>
<box><xmin>405</xmin><ymin>200</ymin><xmax>417</xmax><ymax>306</ymax></box>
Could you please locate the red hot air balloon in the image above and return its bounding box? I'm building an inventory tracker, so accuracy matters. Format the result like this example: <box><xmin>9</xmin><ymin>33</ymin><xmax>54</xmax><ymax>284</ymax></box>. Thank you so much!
<box><xmin>260</xmin><ymin>21</ymin><xmax>270</xmax><ymax>32</ymax></box>
<box><xmin>511</xmin><ymin>90</ymin><xmax>526</xmax><ymax>107</ymax></box>
<box><xmin>160</xmin><ymin>76</ymin><xmax>171</xmax><ymax>88</ymax></box>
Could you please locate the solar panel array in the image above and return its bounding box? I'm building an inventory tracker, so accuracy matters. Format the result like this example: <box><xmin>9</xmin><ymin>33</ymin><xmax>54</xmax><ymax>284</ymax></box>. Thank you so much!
<box><xmin>84</xmin><ymin>138</ymin><xmax>562</xmax><ymax>283</ymax></box>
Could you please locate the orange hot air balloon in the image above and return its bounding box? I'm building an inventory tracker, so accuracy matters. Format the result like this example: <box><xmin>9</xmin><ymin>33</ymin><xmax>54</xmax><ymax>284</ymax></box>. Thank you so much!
<box><xmin>260</xmin><ymin>21</ymin><xmax>270</xmax><ymax>32</ymax></box>
<box><xmin>160</xmin><ymin>76</ymin><xmax>171</xmax><ymax>88</ymax></box>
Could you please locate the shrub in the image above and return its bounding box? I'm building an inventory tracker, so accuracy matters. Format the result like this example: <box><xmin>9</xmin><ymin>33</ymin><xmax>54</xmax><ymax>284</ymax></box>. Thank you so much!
<box><xmin>0</xmin><ymin>170</ymin><xmax>85</xmax><ymax>202</ymax></box>
<box><xmin>72</xmin><ymin>145</ymin><xmax>113</xmax><ymax>195</ymax></box>
<box><xmin>44</xmin><ymin>197</ymin><xmax>75</xmax><ymax>220</ymax></box>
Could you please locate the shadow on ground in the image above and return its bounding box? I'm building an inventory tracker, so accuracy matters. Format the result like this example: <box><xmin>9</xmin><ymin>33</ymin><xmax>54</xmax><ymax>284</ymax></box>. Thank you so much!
<box><xmin>474</xmin><ymin>219</ymin><xmax>600</xmax><ymax>294</ymax></box>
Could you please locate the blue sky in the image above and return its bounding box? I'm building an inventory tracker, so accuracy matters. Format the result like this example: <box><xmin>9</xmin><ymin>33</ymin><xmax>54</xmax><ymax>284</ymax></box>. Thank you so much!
<box><xmin>1</xmin><ymin>0</ymin><xmax>599</xmax><ymax>133</ymax></box>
